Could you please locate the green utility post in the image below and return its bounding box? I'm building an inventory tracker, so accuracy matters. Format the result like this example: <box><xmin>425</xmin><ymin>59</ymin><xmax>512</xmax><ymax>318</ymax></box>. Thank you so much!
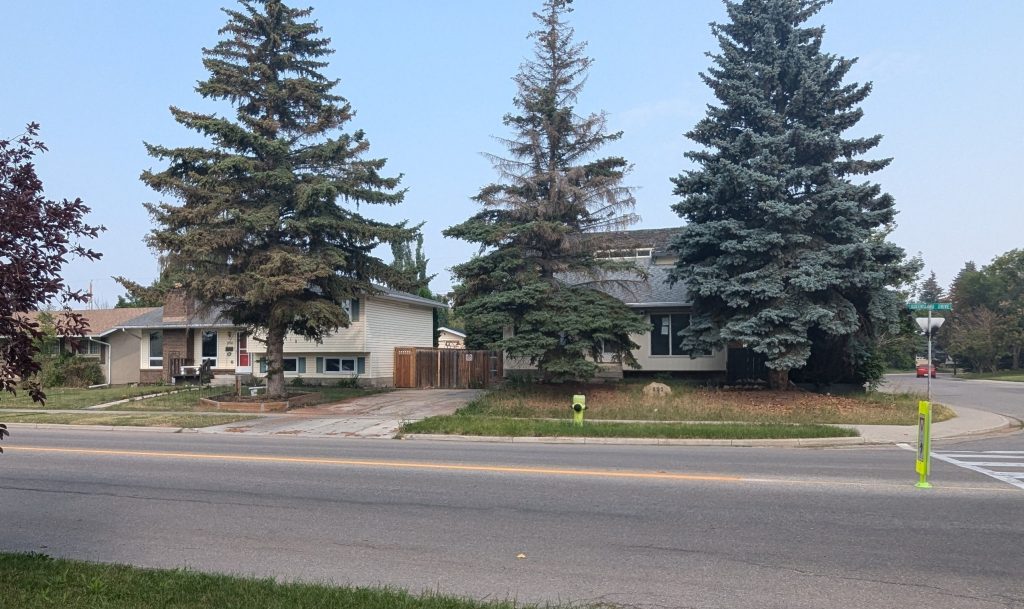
<box><xmin>915</xmin><ymin>400</ymin><xmax>932</xmax><ymax>489</ymax></box>
<box><xmin>572</xmin><ymin>394</ymin><xmax>586</xmax><ymax>426</ymax></box>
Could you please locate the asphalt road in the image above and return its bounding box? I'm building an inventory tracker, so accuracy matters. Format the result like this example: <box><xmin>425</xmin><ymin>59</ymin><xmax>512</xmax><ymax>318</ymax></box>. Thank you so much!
<box><xmin>884</xmin><ymin>372</ymin><xmax>1024</xmax><ymax>421</ymax></box>
<box><xmin>2</xmin><ymin>429</ymin><xmax>1022</xmax><ymax>609</ymax></box>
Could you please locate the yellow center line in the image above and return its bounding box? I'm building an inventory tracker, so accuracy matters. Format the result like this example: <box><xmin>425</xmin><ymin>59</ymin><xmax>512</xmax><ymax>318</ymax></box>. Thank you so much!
<box><xmin>8</xmin><ymin>446</ymin><xmax>743</xmax><ymax>483</ymax></box>
<box><xmin>8</xmin><ymin>446</ymin><xmax>1016</xmax><ymax>493</ymax></box>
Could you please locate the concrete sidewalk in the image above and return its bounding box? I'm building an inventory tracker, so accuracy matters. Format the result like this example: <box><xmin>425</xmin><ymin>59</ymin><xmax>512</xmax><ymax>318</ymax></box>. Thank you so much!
<box><xmin>847</xmin><ymin>405</ymin><xmax>1017</xmax><ymax>444</ymax></box>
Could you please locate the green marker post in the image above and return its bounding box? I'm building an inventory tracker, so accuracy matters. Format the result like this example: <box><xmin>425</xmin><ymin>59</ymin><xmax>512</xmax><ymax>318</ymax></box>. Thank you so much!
<box><xmin>915</xmin><ymin>400</ymin><xmax>932</xmax><ymax>489</ymax></box>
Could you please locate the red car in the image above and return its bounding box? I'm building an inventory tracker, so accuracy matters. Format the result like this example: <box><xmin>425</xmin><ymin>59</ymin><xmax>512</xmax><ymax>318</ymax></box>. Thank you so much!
<box><xmin>916</xmin><ymin>364</ymin><xmax>936</xmax><ymax>378</ymax></box>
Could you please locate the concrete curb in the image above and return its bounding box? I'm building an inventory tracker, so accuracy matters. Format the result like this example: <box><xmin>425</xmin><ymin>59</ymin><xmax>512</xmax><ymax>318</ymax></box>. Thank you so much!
<box><xmin>3</xmin><ymin>423</ymin><xmax>189</xmax><ymax>433</ymax></box>
<box><xmin>402</xmin><ymin>433</ymin><xmax>869</xmax><ymax>447</ymax></box>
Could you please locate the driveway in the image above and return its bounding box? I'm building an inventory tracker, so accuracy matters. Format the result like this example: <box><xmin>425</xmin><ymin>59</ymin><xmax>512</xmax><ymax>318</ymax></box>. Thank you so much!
<box><xmin>198</xmin><ymin>389</ymin><xmax>482</xmax><ymax>438</ymax></box>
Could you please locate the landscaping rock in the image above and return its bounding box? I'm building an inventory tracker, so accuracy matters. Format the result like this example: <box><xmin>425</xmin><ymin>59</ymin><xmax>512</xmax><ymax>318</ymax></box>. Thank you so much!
<box><xmin>642</xmin><ymin>382</ymin><xmax>672</xmax><ymax>398</ymax></box>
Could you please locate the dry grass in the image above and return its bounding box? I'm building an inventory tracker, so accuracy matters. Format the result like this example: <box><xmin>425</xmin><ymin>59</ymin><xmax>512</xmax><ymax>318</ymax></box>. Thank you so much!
<box><xmin>459</xmin><ymin>381</ymin><xmax>953</xmax><ymax>425</ymax></box>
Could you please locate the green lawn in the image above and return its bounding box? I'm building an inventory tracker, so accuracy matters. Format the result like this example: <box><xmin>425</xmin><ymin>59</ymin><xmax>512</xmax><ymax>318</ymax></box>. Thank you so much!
<box><xmin>958</xmin><ymin>370</ymin><xmax>1024</xmax><ymax>382</ymax></box>
<box><xmin>0</xmin><ymin>412</ymin><xmax>255</xmax><ymax>428</ymax></box>
<box><xmin>0</xmin><ymin>553</ymin><xmax>543</xmax><ymax>609</ymax></box>
<box><xmin>1</xmin><ymin>384</ymin><xmax>385</xmax><ymax>413</ymax></box>
<box><xmin>401</xmin><ymin>417</ymin><xmax>857</xmax><ymax>439</ymax></box>
<box><xmin>0</xmin><ymin>385</ymin><xmax>177</xmax><ymax>409</ymax></box>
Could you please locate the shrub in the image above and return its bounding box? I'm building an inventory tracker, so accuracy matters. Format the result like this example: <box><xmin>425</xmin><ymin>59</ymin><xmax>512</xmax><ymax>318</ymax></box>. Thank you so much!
<box><xmin>289</xmin><ymin>376</ymin><xmax>306</xmax><ymax>387</ymax></box>
<box><xmin>38</xmin><ymin>355</ymin><xmax>103</xmax><ymax>388</ymax></box>
<box><xmin>333</xmin><ymin>377</ymin><xmax>359</xmax><ymax>388</ymax></box>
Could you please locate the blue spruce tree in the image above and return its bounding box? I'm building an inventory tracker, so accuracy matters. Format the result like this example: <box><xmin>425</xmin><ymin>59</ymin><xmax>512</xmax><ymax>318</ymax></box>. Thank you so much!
<box><xmin>671</xmin><ymin>0</ymin><xmax>917</xmax><ymax>388</ymax></box>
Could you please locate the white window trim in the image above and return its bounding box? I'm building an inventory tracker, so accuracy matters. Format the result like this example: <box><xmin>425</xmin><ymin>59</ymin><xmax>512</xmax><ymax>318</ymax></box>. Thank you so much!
<box><xmin>200</xmin><ymin>331</ymin><xmax>218</xmax><ymax>365</ymax></box>
<box><xmin>282</xmin><ymin>357</ymin><xmax>299</xmax><ymax>374</ymax></box>
<box><xmin>147</xmin><ymin>331</ymin><xmax>163</xmax><ymax>369</ymax></box>
<box><xmin>324</xmin><ymin>357</ymin><xmax>357</xmax><ymax>374</ymax></box>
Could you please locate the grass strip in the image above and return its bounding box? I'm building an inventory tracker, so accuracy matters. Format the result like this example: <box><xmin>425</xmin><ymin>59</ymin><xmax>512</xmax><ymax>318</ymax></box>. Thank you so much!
<box><xmin>0</xmin><ymin>385</ymin><xmax>179</xmax><ymax>409</ymax></box>
<box><xmin>402</xmin><ymin>416</ymin><xmax>857</xmax><ymax>439</ymax></box>
<box><xmin>453</xmin><ymin>383</ymin><xmax>951</xmax><ymax>426</ymax></box>
<box><xmin>0</xmin><ymin>412</ymin><xmax>256</xmax><ymax>428</ymax></box>
<box><xmin>958</xmin><ymin>371</ymin><xmax>1024</xmax><ymax>382</ymax></box>
<box><xmin>0</xmin><ymin>552</ymin><xmax>544</xmax><ymax>609</ymax></box>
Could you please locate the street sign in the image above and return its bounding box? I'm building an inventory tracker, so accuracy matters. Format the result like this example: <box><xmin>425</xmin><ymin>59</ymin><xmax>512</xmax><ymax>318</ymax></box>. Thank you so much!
<box><xmin>907</xmin><ymin>303</ymin><xmax>952</xmax><ymax>311</ymax></box>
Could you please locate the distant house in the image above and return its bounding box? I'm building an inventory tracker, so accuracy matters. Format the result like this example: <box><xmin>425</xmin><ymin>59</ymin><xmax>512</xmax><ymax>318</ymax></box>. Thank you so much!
<box><xmin>32</xmin><ymin>288</ymin><xmax>443</xmax><ymax>387</ymax></box>
<box><xmin>437</xmin><ymin>327</ymin><xmax>466</xmax><ymax>349</ymax></box>
<box><xmin>504</xmin><ymin>228</ymin><xmax>729</xmax><ymax>379</ymax></box>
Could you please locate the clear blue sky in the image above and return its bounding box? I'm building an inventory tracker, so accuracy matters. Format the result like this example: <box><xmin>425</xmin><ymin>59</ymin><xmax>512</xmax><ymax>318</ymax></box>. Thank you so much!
<box><xmin>5</xmin><ymin>1</ymin><xmax>1022</xmax><ymax>304</ymax></box>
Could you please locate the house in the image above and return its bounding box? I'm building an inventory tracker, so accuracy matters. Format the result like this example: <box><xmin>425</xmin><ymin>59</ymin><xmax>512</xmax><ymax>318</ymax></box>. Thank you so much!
<box><xmin>32</xmin><ymin>287</ymin><xmax>443</xmax><ymax>387</ymax></box>
<box><xmin>504</xmin><ymin>227</ymin><xmax>729</xmax><ymax>379</ymax></box>
<box><xmin>437</xmin><ymin>327</ymin><xmax>466</xmax><ymax>349</ymax></box>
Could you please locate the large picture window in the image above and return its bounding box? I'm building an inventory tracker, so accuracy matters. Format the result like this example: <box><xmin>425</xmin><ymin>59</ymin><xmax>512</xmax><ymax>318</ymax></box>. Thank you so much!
<box><xmin>148</xmin><ymin>331</ymin><xmax>163</xmax><ymax>367</ymax></box>
<box><xmin>650</xmin><ymin>314</ymin><xmax>712</xmax><ymax>356</ymax></box>
<box><xmin>201</xmin><ymin>331</ymin><xmax>218</xmax><ymax>365</ymax></box>
<box><xmin>282</xmin><ymin>358</ymin><xmax>298</xmax><ymax>373</ymax></box>
<box><xmin>325</xmin><ymin>357</ymin><xmax>356</xmax><ymax>373</ymax></box>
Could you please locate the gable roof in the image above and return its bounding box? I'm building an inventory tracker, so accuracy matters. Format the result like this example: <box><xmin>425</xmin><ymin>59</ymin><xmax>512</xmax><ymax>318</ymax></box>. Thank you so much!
<box><xmin>559</xmin><ymin>260</ymin><xmax>690</xmax><ymax>307</ymax></box>
<box><xmin>437</xmin><ymin>327</ymin><xmax>466</xmax><ymax>338</ymax></box>
<box><xmin>593</xmin><ymin>227</ymin><xmax>682</xmax><ymax>257</ymax></box>
<box><xmin>23</xmin><ymin>308</ymin><xmax>160</xmax><ymax>337</ymax></box>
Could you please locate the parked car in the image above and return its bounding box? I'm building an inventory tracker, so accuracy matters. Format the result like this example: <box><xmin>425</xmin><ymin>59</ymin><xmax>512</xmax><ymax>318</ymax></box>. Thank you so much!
<box><xmin>916</xmin><ymin>364</ymin><xmax>936</xmax><ymax>378</ymax></box>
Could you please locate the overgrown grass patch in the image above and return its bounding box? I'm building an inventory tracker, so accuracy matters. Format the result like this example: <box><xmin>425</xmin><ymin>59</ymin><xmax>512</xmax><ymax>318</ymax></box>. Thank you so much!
<box><xmin>451</xmin><ymin>381</ymin><xmax>950</xmax><ymax>426</ymax></box>
<box><xmin>0</xmin><ymin>552</ymin><xmax>544</xmax><ymax>609</ymax></box>
<box><xmin>0</xmin><ymin>412</ymin><xmax>256</xmax><ymax>428</ymax></box>
<box><xmin>402</xmin><ymin>416</ymin><xmax>856</xmax><ymax>439</ymax></box>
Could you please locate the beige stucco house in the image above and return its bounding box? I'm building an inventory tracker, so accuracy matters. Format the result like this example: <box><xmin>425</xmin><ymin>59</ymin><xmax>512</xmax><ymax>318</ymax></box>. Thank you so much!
<box><xmin>503</xmin><ymin>228</ymin><xmax>729</xmax><ymax>379</ymax></box>
<box><xmin>40</xmin><ymin>287</ymin><xmax>442</xmax><ymax>387</ymax></box>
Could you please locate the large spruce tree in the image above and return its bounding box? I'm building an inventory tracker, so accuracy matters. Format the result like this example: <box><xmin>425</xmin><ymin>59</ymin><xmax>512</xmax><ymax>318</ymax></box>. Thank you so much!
<box><xmin>445</xmin><ymin>0</ymin><xmax>648</xmax><ymax>381</ymax></box>
<box><xmin>143</xmin><ymin>0</ymin><xmax>409</xmax><ymax>397</ymax></box>
<box><xmin>671</xmin><ymin>0</ymin><xmax>916</xmax><ymax>389</ymax></box>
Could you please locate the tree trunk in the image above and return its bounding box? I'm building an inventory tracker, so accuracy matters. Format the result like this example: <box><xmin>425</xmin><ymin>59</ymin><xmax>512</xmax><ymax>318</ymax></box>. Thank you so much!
<box><xmin>1013</xmin><ymin>346</ymin><xmax>1021</xmax><ymax>370</ymax></box>
<box><xmin>767</xmin><ymin>368</ymin><xmax>790</xmax><ymax>391</ymax></box>
<box><xmin>265</xmin><ymin>323</ymin><xmax>287</xmax><ymax>399</ymax></box>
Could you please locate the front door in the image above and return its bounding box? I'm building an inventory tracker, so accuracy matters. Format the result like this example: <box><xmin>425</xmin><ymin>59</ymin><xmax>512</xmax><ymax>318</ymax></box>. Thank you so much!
<box><xmin>236</xmin><ymin>333</ymin><xmax>252</xmax><ymax>373</ymax></box>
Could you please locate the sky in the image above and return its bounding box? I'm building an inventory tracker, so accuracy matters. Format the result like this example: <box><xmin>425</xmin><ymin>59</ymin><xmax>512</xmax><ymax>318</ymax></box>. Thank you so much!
<box><xmin>5</xmin><ymin>0</ymin><xmax>1023</xmax><ymax>305</ymax></box>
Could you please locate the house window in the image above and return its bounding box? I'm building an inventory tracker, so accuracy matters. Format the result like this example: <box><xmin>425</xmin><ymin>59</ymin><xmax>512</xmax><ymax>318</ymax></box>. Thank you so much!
<box><xmin>650</xmin><ymin>314</ymin><xmax>711</xmax><ymax>356</ymax></box>
<box><xmin>650</xmin><ymin>314</ymin><xmax>690</xmax><ymax>356</ymax></box>
<box><xmin>148</xmin><ymin>331</ymin><xmax>163</xmax><ymax>367</ymax></box>
<box><xmin>325</xmin><ymin>357</ymin><xmax>356</xmax><ymax>373</ymax></box>
<box><xmin>282</xmin><ymin>358</ymin><xmax>298</xmax><ymax>373</ymax></box>
<box><xmin>201</xmin><ymin>331</ymin><xmax>218</xmax><ymax>365</ymax></box>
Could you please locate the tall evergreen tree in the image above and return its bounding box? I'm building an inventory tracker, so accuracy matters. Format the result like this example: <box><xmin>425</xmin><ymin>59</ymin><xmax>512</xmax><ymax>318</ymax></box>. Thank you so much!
<box><xmin>918</xmin><ymin>271</ymin><xmax>945</xmax><ymax>304</ymax></box>
<box><xmin>389</xmin><ymin>228</ymin><xmax>434</xmax><ymax>293</ymax></box>
<box><xmin>445</xmin><ymin>0</ymin><xmax>648</xmax><ymax>381</ymax></box>
<box><xmin>143</xmin><ymin>0</ymin><xmax>410</xmax><ymax>397</ymax></box>
<box><xmin>670</xmin><ymin>0</ymin><xmax>916</xmax><ymax>389</ymax></box>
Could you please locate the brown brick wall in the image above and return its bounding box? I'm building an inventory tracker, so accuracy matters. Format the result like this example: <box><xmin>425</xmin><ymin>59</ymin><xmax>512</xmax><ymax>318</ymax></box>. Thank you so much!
<box><xmin>140</xmin><ymin>370</ymin><xmax>162</xmax><ymax>384</ymax></box>
<box><xmin>163</xmin><ymin>289</ymin><xmax>191</xmax><ymax>323</ymax></box>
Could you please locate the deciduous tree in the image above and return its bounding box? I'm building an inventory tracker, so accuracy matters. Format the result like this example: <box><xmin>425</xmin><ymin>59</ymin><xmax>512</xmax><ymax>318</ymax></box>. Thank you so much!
<box><xmin>1</xmin><ymin>123</ymin><xmax>103</xmax><ymax>405</ymax></box>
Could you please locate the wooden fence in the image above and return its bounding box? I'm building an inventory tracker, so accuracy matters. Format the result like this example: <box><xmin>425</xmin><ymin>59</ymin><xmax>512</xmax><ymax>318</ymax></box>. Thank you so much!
<box><xmin>394</xmin><ymin>347</ymin><xmax>503</xmax><ymax>389</ymax></box>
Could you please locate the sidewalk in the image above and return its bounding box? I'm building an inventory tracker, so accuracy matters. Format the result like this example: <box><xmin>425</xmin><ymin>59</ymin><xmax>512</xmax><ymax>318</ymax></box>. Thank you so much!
<box><xmin>847</xmin><ymin>405</ymin><xmax>1016</xmax><ymax>444</ymax></box>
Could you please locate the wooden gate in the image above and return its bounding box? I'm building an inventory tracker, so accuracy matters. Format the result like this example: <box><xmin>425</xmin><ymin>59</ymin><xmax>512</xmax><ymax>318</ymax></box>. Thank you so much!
<box><xmin>393</xmin><ymin>347</ymin><xmax>503</xmax><ymax>389</ymax></box>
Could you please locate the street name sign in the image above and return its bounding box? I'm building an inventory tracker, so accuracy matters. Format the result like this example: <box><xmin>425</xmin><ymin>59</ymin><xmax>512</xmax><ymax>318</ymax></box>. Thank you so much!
<box><xmin>907</xmin><ymin>303</ymin><xmax>952</xmax><ymax>311</ymax></box>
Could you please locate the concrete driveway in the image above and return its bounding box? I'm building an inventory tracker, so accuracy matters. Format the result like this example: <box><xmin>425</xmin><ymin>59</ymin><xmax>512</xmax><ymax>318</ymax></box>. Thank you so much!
<box><xmin>198</xmin><ymin>389</ymin><xmax>482</xmax><ymax>439</ymax></box>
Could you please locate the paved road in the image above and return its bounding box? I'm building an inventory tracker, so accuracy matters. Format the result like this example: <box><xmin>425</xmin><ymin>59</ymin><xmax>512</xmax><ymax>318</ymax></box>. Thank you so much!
<box><xmin>884</xmin><ymin>373</ymin><xmax>1024</xmax><ymax>421</ymax></box>
<box><xmin>2</xmin><ymin>429</ymin><xmax>1021</xmax><ymax>609</ymax></box>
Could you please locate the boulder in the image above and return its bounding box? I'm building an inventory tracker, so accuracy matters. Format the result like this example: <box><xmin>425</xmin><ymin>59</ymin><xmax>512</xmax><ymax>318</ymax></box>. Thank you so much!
<box><xmin>642</xmin><ymin>382</ymin><xmax>672</xmax><ymax>398</ymax></box>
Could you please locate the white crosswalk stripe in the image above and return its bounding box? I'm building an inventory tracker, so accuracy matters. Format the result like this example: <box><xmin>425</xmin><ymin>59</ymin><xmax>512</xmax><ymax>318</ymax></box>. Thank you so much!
<box><xmin>931</xmin><ymin>450</ymin><xmax>1024</xmax><ymax>490</ymax></box>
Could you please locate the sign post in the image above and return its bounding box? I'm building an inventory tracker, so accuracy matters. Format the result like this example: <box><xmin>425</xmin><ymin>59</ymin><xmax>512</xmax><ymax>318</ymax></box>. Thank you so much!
<box><xmin>915</xmin><ymin>400</ymin><xmax>932</xmax><ymax>489</ymax></box>
<box><xmin>909</xmin><ymin>302</ymin><xmax>951</xmax><ymax>402</ymax></box>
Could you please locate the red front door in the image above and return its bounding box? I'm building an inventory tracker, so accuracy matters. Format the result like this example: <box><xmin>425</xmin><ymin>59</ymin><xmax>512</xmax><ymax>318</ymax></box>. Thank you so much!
<box><xmin>237</xmin><ymin>333</ymin><xmax>250</xmax><ymax>368</ymax></box>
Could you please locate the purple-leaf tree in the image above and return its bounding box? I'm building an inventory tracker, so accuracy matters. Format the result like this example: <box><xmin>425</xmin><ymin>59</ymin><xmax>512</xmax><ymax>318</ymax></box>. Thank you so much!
<box><xmin>0</xmin><ymin>122</ymin><xmax>103</xmax><ymax>419</ymax></box>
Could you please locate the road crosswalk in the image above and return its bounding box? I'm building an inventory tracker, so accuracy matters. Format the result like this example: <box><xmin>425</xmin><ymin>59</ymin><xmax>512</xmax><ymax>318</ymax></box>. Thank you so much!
<box><xmin>931</xmin><ymin>450</ymin><xmax>1024</xmax><ymax>490</ymax></box>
